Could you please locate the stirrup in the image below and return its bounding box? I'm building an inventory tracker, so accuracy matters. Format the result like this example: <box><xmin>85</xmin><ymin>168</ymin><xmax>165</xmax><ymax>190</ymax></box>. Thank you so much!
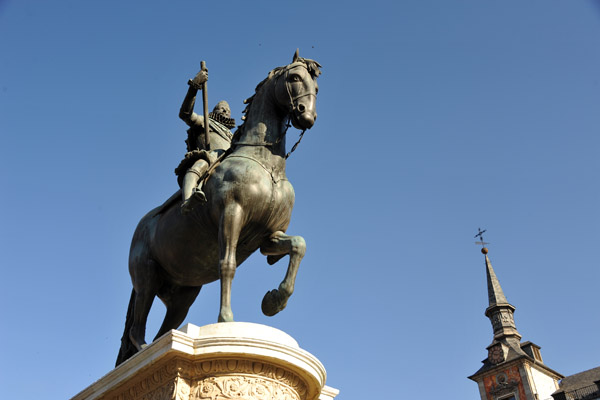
<box><xmin>192</xmin><ymin>188</ymin><xmax>207</xmax><ymax>204</ymax></box>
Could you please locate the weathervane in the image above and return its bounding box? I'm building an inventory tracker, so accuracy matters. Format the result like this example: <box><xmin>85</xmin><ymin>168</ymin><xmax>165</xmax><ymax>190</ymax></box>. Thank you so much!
<box><xmin>474</xmin><ymin>228</ymin><xmax>489</xmax><ymax>254</ymax></box>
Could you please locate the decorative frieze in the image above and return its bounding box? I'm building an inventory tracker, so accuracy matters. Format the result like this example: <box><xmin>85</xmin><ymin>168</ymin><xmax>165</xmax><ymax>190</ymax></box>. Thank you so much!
<box><xmin>190</xmin><ymin>359</ymin><xmax>307</xmax><ymax>398</ymax></box>
<box><xmin>193</xmin><ymin>375</ymin><xmax>299</xmax><ymax>400</ymax></box>
<box><xmin>110</xmin><ymin>363</ymin><xmax>180</xmax><ymax>400</ymax></box>
<box><xmin>107</xmin><ymin>357</ymin><xmax>308</xmax><ymax>400</ymax></box>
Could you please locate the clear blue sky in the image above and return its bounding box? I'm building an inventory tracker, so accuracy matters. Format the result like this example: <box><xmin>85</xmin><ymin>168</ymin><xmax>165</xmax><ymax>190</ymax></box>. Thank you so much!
<box><xmin>1</xmin><ymin>1</ymin><xmax>599</xmax><ymax>399</ymax></box>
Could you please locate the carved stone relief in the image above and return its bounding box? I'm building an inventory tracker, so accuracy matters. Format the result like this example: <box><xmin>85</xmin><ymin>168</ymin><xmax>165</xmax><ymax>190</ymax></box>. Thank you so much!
<box><xmin>107</xmin><ymin>357</ymin><xmax>308</xmax><ymax>400</ymax></box>
<box><xmin>111</xmin><ymin>362</ymin><xmax>183</xmax><ymax>400</ymax></box>
<box><xmin>188</xmin><ymin>359</ymin><xmax>306</xmax><ymax>400</ymax></box>
<box><xmin>490</xmin><ymin>378</ymin><xmax>520</xmax><ymax>400</ymax></box>
<box><xmin>193</xmin><ymin>375</ymin><xmax>299</xmax><ymax>400</ymax></box>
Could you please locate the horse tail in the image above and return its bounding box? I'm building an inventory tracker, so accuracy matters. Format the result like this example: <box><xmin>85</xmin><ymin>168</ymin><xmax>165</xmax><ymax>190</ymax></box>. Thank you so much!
<box><xmin>115</xmin><ymin>288</ymin><xmax>136</xmax><ymax>366</ymax></box>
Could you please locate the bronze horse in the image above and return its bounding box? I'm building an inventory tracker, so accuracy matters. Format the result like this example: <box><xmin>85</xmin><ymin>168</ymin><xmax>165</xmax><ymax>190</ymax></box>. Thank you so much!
<box><xmin>116</xmin><ymin>52</ymin><xmax>321</xmax><ymax>365</ymax></box>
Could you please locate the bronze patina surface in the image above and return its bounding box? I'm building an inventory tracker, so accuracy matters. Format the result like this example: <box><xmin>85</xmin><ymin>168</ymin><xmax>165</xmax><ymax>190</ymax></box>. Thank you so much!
<box><xmin>116</xmin><ymin>51</ymin><xmax>321</xmax><ymax>366</ymax></box>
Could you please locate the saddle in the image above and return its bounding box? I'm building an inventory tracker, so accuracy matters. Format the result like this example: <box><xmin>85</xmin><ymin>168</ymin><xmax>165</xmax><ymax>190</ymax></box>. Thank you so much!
<box><xmin>153</xmin><ymin>148</ymin><xmax>233</xmax><ymax>217</ymax></box>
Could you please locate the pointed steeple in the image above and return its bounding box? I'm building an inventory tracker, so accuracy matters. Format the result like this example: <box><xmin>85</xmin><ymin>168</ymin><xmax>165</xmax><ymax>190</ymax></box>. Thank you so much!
<box><xmin>481</xmin><ymin>247</ymin><xmax>521</xmax><ymax>343</ymax></box>
<box><xmin>486</xmin><ymin>254</ymin><xmax>508</xmax><ymax>306</ymax></box>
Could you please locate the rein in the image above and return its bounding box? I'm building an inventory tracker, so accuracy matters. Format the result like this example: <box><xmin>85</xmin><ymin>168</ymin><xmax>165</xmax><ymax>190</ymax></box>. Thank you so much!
<box><xmin>233</xmin><ymin>121</ymin><xmax>306</xmax><ymax>159</ymax></box>
<box><xmin>284</xmin><ymin>128</ymin><xmax>306</xmax><ymax>159</ymax></box>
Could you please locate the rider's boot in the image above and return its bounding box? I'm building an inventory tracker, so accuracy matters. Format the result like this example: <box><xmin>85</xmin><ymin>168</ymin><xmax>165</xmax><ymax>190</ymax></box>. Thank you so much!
<box><xmin>181</xmin><ymin>189</ymin><xmax>207</xmax><ymax>214</ymax></box>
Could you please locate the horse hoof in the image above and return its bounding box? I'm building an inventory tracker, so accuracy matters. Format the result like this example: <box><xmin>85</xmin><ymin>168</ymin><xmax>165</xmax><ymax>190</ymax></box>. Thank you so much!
<box><xmin>261</xmin><ymin>289</ymin><xmax>287</xmax><ymax>317</ymax></box>
<box><xmin>129</xmin><ymin>333</ymin><xmax>147</xmax><ymax>351</ymax></box>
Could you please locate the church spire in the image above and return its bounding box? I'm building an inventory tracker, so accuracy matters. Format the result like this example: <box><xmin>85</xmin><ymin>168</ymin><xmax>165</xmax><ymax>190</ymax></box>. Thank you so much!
<box><xmin>474</xmin><ymin>229</ymin><xmax>521</xmax><ymax>344</ymax></box>
<box><xmin>481</xmin><ymin>247</ymin><xmax>521</xmax><ymax>344</ymax></box>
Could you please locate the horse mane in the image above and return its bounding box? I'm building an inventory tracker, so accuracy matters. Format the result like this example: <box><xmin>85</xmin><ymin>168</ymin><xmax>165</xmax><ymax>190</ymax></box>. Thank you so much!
<box><xmin>232</xmin><ymin>57</ymin><xmax>321</xmax><ymax>140</ymax></box>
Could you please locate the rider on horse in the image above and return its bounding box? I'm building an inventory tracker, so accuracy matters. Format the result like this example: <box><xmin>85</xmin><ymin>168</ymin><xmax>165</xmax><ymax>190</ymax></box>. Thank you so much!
<box><xmin>174</xmin><ymin>69</ymin><xmax>236</xmax><ymax>214</ymax></box>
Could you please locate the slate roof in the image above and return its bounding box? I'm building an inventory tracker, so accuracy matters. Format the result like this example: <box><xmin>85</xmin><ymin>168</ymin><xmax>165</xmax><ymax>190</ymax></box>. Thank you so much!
<box><xmin>469</xmin><ymin>342</ymin><xmax>563</xmax><ymax>381</ymax></box>
<box><xmin>555</xmin><ymin>366</ymin><xmax>600</xmax><ymax>393</ymax></box>
<box><xmin>469</xmin><ymin>345</ymin><xmax>528</xmax><ymax>379</ymax></box>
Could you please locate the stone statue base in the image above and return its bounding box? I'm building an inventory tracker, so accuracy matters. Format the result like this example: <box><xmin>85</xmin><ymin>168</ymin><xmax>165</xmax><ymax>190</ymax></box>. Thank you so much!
<box><xmin>72</xmin><ymin>322</ymin><xmax>338</xmax><ymax>400</ymax></box>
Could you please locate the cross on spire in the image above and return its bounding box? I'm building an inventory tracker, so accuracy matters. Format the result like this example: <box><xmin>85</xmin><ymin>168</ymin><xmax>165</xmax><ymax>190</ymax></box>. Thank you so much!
<box><xmin>475</xmin><ymin>228</ymin><xmax>489</xmax><ymax>248</ymax></box>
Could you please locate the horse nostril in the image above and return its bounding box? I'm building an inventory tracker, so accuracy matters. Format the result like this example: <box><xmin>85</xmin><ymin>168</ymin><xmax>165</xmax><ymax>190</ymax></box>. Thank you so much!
<box><xmin>297</xmin><ymin>103</ymin><xmax>306</xmax><ymax>113</ymax></box>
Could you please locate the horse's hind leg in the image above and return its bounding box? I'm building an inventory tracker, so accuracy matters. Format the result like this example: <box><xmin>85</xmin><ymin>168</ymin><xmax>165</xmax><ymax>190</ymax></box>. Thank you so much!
<box><xmin>153</xmin><ymin>285</ymin><xmax>201</xmax><ymax>341</ymax></box>
<box><xmin>129</xmin><ymin>258</ymin><xmax>162</xmax><ymax>350</ymax></box>
<box><xmin>218</xmin><ymin>202</ymin><xmax>244</xmax><ymax>322</ymax></box>
<box><xmin>116</xmin><ymin>289</ymin><xmax>137</xmax><ymax>366</ymax></box>
<box><xmin>259</xmin><ymin>231</ymin><xmax>306</xmax><ymax>316</ymax></box>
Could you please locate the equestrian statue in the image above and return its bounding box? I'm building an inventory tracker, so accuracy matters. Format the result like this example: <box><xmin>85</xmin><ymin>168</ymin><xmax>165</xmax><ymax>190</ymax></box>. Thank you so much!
<box><xmin>116</xmin><ymin>51</ymin><xmax>321</xmax><ymax>366</ymax></box>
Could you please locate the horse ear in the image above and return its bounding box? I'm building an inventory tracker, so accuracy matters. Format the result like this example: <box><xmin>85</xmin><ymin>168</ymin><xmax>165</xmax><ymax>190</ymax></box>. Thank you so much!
<box><xmin>292</xmin><ymin>49</ymin><xmax>299</xmax><ymax>62</ymax></box>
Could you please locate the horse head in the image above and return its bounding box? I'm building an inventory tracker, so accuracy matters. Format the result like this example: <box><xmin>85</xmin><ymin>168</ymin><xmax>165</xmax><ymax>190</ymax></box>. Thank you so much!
<box><xmin>244</xmin><ymin>50</ymin><xmax>321</xmax><ymax>133</ymax></box>
<box><xmin>275</xmin><ymin>50</ymin><xmax>321</xmax><ymax>129</ymax></box>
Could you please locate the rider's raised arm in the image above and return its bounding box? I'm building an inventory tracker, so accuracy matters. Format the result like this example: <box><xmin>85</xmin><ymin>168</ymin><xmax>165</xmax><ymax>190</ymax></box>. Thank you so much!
<box><xmin>179</xmin><ymin>69</ymin><xmax>208</xmax><ymax>127</ymax></box>
<box><xmin>179</xmin><ymin>85</ymin><xmax>201</xmax><ymax>127</ymax></box>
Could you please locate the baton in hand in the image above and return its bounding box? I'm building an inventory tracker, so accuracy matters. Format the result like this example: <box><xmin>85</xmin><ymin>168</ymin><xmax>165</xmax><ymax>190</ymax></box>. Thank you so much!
<box><xmin>200</xmin><ymin>61</ymin><xmax>210</xmax><ymax>149</ymax></box>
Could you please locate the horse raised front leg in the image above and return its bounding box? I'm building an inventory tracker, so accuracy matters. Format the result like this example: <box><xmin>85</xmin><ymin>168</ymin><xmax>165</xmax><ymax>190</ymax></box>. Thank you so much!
<box><xmin>259</xmin><ymin>231</ymin><xmax>306</xmax><ymax>316</ymax></box>
<box><xmin>218</xmin><ymin>203</ymin><xmax>244</xmax><ymax>322</ymax></box>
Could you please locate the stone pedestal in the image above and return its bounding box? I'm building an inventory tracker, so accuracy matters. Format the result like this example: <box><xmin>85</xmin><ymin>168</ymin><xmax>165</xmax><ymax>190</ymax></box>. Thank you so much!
<box><xmin>72</xmin><ymin>322</ymin><xmax>338</xmax><ymax>400</ymax></box>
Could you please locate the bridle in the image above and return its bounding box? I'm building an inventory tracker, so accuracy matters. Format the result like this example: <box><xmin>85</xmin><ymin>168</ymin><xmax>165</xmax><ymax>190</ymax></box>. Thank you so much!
<box><xmin>282</xmin><ymin>64</ymin><xmax>318</xmax><ymax>115</ymax></box>
<box><xmin>233</xmin><ymin>63</ymin><xmax>317</xmax><ymax>159</ymax></box>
